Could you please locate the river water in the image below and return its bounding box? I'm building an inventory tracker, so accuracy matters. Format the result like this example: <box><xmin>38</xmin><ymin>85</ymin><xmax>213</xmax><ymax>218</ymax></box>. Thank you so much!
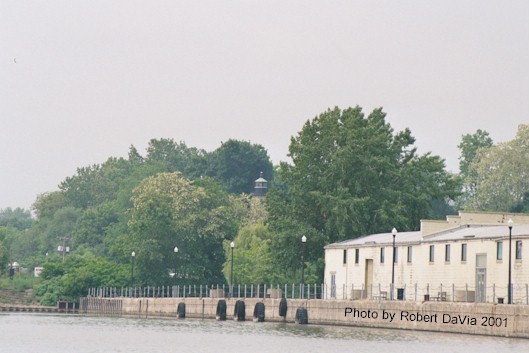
<box><xmin>1</xmin><ymin>313</ymin><xmax>528</xmax><ymax>353</ymax></box>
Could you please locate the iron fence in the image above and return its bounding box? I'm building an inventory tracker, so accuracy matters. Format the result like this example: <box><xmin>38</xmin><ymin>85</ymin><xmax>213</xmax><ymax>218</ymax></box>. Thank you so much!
<box><xmin>87</xmin><ymin>282</ymin><xmax>529</xmax><ymax>304</ymax></box>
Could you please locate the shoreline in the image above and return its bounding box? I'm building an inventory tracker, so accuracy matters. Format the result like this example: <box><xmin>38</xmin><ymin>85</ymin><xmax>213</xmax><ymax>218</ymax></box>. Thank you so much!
<box><xmin>79</xmin><ymin>297</ymin><xmax>529</xmax><ymax>339</ymax></box>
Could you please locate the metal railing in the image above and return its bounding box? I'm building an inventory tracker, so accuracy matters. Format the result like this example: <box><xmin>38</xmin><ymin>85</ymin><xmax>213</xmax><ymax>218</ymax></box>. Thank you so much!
<box><xmin>87</xmin><ymin>282</ymin><xmax>529</xmax><ymax>305</ymax></box>
<box><xmin>87</xmin><ymin>283</ymin><xmax>324</xmax><ymax>300</ymax></box>
<box><xmin>325</xmin><ymin>282</ymin><xmax>529</xmax><ymax>304</ymax></box>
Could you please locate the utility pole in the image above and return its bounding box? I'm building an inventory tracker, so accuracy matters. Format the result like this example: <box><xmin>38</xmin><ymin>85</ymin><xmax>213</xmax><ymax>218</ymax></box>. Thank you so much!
<box><xmin>57</xmin><ymin>237</ymin><xmax>70</xmax><ymax>263</ymax></box>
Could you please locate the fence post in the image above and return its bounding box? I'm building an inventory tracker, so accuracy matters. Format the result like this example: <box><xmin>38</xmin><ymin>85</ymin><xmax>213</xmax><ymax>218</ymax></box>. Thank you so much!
<box><xmin>361</xmin><ymin>283</ymin><xmax>364</xmax><ymax>300</ymax></box>
<box><xmin>493</xmin><ymin>283</ymin><xmax>496</xmax><ymax>303</ymax></box>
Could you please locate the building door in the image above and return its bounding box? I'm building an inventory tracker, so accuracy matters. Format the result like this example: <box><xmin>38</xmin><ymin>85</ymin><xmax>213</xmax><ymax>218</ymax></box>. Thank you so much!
<box><xmin>365</xmin><ymin>259</ymin><xmax>373</xmax><ymax>299</ymax></box>
<box><xmin>330</xmin><ymin>273</ymin><xmax>336</xmax><ymax>299</ymax></box>
<box><xmin>476</xmin><ymin>254</ymin><xmax>487</xmax><ymax>303</ymax></box>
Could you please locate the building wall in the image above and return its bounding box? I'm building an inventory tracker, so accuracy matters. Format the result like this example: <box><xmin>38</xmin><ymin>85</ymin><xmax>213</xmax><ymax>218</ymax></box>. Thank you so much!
<box><xmin>324</xmin><ymin>237</ymin><xmax>528</xmax><ymax>303</ymax></box>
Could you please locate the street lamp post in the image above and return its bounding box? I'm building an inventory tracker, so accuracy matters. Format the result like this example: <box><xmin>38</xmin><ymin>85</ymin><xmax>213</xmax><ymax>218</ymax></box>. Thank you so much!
<box><xmin>391</xmin><ymin>228</ymin><xmax>397</xmax><ymax>300</ymax></box>
<box><xmin>173</xmin><ymin>246</ymin><xmax>178</xmax><ymax>288</ymax></box>
<box><xmin>301</xmin><ymin>235</ymin><xmax>307</xmax><ymax>299</ymax></box>
<box><xmin>230</xmin><ymin>241</ymin><xmax>235</xmax><ymax>298</ymax></box>
<box><xmin>508</xmin><ymin>219</ymin><xmax>513</xmax><ymax>304</ymax></box>
<box><xmin>131</xmin><ymin>251</ymin><xmax>136</xmax><ymax>289</ymax></box>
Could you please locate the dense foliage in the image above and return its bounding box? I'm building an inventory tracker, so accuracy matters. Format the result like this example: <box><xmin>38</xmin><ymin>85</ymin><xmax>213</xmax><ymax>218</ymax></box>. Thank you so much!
<box><xmin>3</xmin><ymin>108</ymin><xmax>525</xmax><ymax>305</ymax></box>
<box><xmin>265</xmin><ymin>107</ymin><xmax>460</xmax><ymax>280</ymax></box>
<box><xmin>463</xmin><ymin>124</ymin><xmax>529</xmax><ymax>211</ymax></box>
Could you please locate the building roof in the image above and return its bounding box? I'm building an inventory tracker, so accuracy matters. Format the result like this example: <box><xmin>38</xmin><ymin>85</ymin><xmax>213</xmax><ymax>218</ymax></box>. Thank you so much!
<box><xmin>325</xmin><ymin>230</ymin><xmax>422</xmax><ymax>249</ymax></box>
<box><xmin>325</xmin><ymin>223</ymin><xmax>529</xmax><ymax>249</ymax></box>
<box><xmin>423</xmin><ymin>224</ymin><xmax>529</xmax><ymax>242</ymax></box>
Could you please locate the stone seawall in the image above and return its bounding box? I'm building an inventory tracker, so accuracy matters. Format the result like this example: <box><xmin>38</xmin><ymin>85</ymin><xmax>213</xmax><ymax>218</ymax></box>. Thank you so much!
<box><xmin>80</xmin><ymin>297</ymin><xmax>529</xmax><ymax>339</ymax></box>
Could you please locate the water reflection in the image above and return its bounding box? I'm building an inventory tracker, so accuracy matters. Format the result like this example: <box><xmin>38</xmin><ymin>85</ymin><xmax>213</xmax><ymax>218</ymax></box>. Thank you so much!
<box><xmin>1</xmin><ymin>314</ymin><xmax>528</xmax><ymax>353</ymax></box>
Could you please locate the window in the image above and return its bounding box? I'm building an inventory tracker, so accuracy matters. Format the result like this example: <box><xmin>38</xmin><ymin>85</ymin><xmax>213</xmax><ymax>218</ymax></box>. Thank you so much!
<box><xmin>407</xmin><ymin>246</ymin><xmax>412</xmax><ymax>263</ymax></box>
<box><xmin>343</xmin><ymin>249</ymin><xmax>347</xmax><ymax>264</ymax></box>
<box><xmin>445</xmin><ymin>244</ymin><xmax>451</xmax><ymax>262</ymax></box>
<box><xmin>355</xmin><ymin>248</ymin><xmax>359</xmax><ymax>264</ymax></box>
<box><xmin>380</xmin><ymin>247</ymin><xmax>385</xmax><ymax>263</ymax></box>
<box><xmin>393</xmin><ymin>247</ymin><xmax>398</xmax><ymax>263</ymax></box>
<box><xmin>461</xmin><ymin>243</ymin><xmax>467</xmax><ymax>262</ymax></box>
<box><xmin>516</xmin><ymin>241</ymin><xmax>522</xmax><ymax>260</ymax></box>
<box><xmin>496</xmin><ymin>241</ymin><xmax>503</xmax><ymax>260</ymax></box>
<box><xmin>429</xmin><ymin>245</ymin><xmax>435</xmax><ymax>262</ymax></box>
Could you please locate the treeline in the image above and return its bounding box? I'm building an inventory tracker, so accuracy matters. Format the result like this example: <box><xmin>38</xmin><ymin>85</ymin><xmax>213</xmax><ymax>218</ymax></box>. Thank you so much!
<box><xmin>1</xmin><ymin>106</ymin><xmax>528</xmax><ymax>305</ymax></box>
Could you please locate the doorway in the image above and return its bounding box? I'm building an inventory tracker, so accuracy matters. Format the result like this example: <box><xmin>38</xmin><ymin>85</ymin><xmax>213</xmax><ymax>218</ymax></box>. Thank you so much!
<box><xmin>365</xmin><ymin>259</ymin><xmax>373</xmax><ymax>298</ymax></box>
<box><xmin>476</xmin><ymin>254</ymin><xmax>487</xmax><ymax>303</ymax></box>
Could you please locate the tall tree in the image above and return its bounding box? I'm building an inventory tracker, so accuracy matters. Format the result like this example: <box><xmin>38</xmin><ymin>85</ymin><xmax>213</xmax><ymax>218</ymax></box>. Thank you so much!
<box><xmin>458</xmin><ymin>129</ymin><xmax>493</xmax><ymax>178</ymax></box>
<box><xmin>127</xmin><ymin>172</ymin><xmax>242</xmax><ymax>285</ymax></box>
<box><xmin>0</xmin><ymin>208</ymin><xmax>33</xmax><ymax>230</ymax></box>
<box><xmin>145</xmin><ymin>138</ymin><xmax>207</xmax><ymax>178</ymax></box>
<box><xmin>267</xmin><ymin>106</ymin><xmax>459</xmax><ymax>279</ymax></box>
<box><xmin>457</xmin><ymin>129</ymin><xmax>493</xmax><ymax>205</ymax></box>
<box><xmin>206</xmin><ymin>139</ymin><xmax>274</xmax><ymax>194</ymax></box>
<box><xmin>464</xmin><ymin>124</ymin><xmax>529</xmax><ymax>211</ymax></box>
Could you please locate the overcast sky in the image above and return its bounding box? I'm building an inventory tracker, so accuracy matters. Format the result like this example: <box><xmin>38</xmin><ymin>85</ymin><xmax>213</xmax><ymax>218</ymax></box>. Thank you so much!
<box><xmin>1</xmin><ymin>1</ymin><xmax>528</xmax><ymax>210</ymax></box>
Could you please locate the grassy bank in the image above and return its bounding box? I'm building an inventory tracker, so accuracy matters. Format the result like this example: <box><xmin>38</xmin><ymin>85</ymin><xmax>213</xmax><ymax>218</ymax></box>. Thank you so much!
<box><xmin>0</xmin><ymin>275</ymin><xmax>40</xmax><ymax>306</ymax></box>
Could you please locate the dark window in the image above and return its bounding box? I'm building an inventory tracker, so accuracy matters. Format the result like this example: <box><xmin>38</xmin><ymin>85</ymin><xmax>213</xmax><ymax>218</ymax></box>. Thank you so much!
<box><xmin>516</xmin><ymin>241</ymin><xmax>522</xmax><ymax>260</ymax></box>
<box><xmin>429</xmin><ymin>245</ymin><xmax>435</xmax><ymax>262</ymax></box>
<box><xmin>461</xmin><ymin>243</ymin><xmax>467</xmax><ymax>262</ymax></box>
<box><xmin>380</xmin><ymin>247</ymin><xmax>385</xmax><ymax>263</ymax></box>
<box><xmin>407</xmin><ymin>246</ymin><xmax>412</xmax><ymax>263</ymax></box>
<box><xmin>393</xmin><ymin>247</ymin><xmax>398</xmax><ymax>263</ymax></box>
<box><xmin>343</xmin><ymin>249</ymin><xmax>347</xmax><ymax>264</ymax></box>
<box><xmin>497</xmin><ymin>241</ymin><xmax>503</xmax><ymax>260</ymax></box>
<box><xmin>355</xmin><ymin>248</ymin><xmax>359</xmax><ymax>264</ymax></box>
<box><xmin>445</xmin><ymin>244</ymin><xmax>451</xmax><ymax>262</ymax></box>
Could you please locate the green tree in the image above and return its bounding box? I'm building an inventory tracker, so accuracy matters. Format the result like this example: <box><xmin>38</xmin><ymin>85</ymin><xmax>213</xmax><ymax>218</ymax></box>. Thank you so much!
<box><xmin>59</xmin><ymin>157</ymin><xmax>132</xmax><ymax>209</ymax></box>
<box><xmin>464</xmin><ymin>124</ymin><xmax>529</xmax><ymax>211</ymax></box>
<box><xmin>267</xmin><ymin>106</ymin><xmax>460</xmax><ymax>279</ymax></box>
<box><xmin>73</xmin><ymin>201</ymin><xmax>121</xmax><ymax>256</ymax></box>
<box><xmin>206</xmin><ymin>139</ymin><xmax>274</xmax><ymax>194</ymax></box>
<box><xmin>458</xmin><ymin>129</ymin><xmax>493</xmax><ymax>178</ymax></box>
<box><xmin>145</xmin><ymin>138</ymin><xmax>207</xmax><ymax>178</ymax></box>
<box><xmin>457</xmin><ymin>129</ymin><xmax>493</xmax><ymax>205</ymax></box>
<box><xmin>37</xmin><ymin>252</ymin><xmax>129</xmax><ymax>304</ymax></box>
<box><xmin>127</xmin><ymin>172</ymin><xmax>242</xmax><ymax>285</ymax></box>
<box><xmin>0</xmin><ymin>228</ymin><xmax>9</xmax><ymax>274</ymax></box>
<box><xmin>0</xmin><ymin>208</ymin><xmax>33</xmax><ymax>230</ymax></box>
<box><xmin>223</xmin><ymin>223</ymin><xmax>283</xmax><ymax>285</ymax></box>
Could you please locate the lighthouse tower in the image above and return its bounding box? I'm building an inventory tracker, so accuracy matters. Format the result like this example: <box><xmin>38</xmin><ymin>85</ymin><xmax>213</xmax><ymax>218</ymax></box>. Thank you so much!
<box><xmin>253</xmin><ymin>172</ymin><xmax>268</xmax><ymax>198</ymax></box>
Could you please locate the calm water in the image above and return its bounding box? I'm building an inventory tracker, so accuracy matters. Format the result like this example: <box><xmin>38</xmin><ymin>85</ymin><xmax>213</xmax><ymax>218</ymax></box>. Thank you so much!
<box><xmin>1</xmin><ymin>314</ymin><xmax>529</xmax><ymax>353</ymax></box>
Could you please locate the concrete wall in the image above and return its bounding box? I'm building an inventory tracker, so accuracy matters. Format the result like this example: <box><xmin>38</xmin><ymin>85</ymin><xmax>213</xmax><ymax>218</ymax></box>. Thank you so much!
<box><xmin>80</xmin><ymin>297</ymin><xmax>529</xmax><ymax>339</ymax></box>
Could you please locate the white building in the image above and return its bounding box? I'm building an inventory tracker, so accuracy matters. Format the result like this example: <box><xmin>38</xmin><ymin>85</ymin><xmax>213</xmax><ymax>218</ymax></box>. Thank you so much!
<box><xmin>324</xmin><ymin>211</ymin><xmax>529</xmax><ymax>304</ymax></box>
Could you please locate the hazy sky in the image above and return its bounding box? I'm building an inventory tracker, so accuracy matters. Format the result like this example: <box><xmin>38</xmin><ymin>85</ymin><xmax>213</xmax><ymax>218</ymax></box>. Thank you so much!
<box><xmin>1</xmin><ymin>1</ymin><xmax>528</xmax><ymax>210</ymax></box>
